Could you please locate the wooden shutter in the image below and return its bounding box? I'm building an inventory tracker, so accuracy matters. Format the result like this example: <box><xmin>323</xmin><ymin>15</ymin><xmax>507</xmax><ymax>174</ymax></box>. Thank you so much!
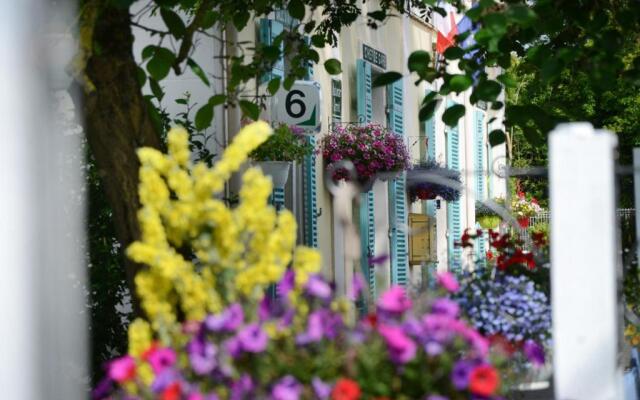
<box><xmin>387</xmin><ymin>80</ymin><xmax>408</xmax><ymax>286</ymax></box>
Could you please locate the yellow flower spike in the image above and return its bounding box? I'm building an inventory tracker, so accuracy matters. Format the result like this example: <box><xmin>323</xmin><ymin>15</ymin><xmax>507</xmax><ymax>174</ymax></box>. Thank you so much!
<box><xmin>167</xmin><ymin>126</ymin><xmax>190</xmax><ymax>167</ymax></box>
<box><xmin>128</xmin><ymin>318</ymin><xmax>152</xmax><ymax>358</ymax></box>
<box><xmin>137</xmin><ymin>147</ymin><xmax>170</xmax><ymax>174</ymax></box>
<box><xmin>126</xmin><ymin>120</ymin><xmax>313</xmax><ymax>345</ymax></box>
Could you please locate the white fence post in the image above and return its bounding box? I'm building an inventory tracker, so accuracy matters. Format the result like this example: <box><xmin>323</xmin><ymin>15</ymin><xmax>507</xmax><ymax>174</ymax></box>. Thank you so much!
<box><xmin>633</xmin><ymin>148</ymin><xmax>640</xmax><ymax>265</ymax></box>
<box><xmin>550</xmin><ymin>123</ymin><xmax>622</xmax><ymax>399</ymax></box>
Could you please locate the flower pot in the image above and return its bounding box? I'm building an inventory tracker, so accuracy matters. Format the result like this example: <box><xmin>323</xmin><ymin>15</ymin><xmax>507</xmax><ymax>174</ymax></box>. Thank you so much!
<box><xmin>254</xmin><ymin>161</ymin><xmax>291</xmax><ymax>189</ymax></box>
<box><xmin>376</xmin><ymin>170</ymin><xmax>402</xmax><ymax>181</ymax></box>
<box><xmin>478</xmin><ymin>215</ymin><xmax>501</xmax><ymax>229</ymax></box>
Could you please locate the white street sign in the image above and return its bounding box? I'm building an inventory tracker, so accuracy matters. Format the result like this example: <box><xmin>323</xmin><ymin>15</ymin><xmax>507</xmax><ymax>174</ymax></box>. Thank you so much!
<box><xmin>271</xmin><ymin>80</ymin><xmax>321</xmax><ymax>132</ymax></box>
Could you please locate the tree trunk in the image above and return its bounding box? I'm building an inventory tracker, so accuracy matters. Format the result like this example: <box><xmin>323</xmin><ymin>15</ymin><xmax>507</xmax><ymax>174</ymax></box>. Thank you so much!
<box><xmin>79</xmin><ymin>5</ymin><xmax>161</xmax><ymax>312</ymax></box>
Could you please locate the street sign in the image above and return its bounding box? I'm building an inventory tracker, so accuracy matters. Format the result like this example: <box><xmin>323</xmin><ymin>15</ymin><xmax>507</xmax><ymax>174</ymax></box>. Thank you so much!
<box><xmin>271</xmin><ymin>80</ymin><xmax>321</xmax><ymax>132</ymax></box>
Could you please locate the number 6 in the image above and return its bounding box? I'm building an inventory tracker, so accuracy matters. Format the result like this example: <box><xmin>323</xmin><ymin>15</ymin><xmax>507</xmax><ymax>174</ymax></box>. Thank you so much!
<box><xmin>285</xmin><ymin>90</ymin><xmax>306</xmax><ymax>118</ymax></box>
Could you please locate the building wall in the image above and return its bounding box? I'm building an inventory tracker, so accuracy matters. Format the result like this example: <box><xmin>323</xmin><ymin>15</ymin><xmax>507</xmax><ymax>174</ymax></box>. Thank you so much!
<box><xmin>132</xmin><ymin>4</ymin><xmax>507</xmax><ymax>293</ymax></box>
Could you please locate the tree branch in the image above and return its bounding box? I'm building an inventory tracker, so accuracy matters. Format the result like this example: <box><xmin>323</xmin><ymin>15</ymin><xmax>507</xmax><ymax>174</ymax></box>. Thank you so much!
<box><xmin>172</xmin><ymin>0</ymin><xmax>214</xmax><ymax>75</ymax></box>
<box><xmin>131</xmin><ymin>21</ymin><xmax>170</xmax><ymax>36</ymax></box>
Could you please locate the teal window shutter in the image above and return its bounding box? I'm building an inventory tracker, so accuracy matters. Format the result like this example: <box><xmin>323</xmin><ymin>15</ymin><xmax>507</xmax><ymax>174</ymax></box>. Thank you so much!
<box><xmin>474</xmin><ymin>110</ymin><xmax>487</xmax><ymax>267</ymax></box>
<box><xmin>356</xmin><ymin>59</ymin><xmax>375</xmax><ymax>296</ymax></box>
<box><xmin>270</xmin><ymin>188</ymin><xmax>286</xmax><ymax>211</ymax></box>
<box><xmin>303</xmin><ymin>136</ymin><xmax>318</xmax><ymax>248</ymax></box>
<box><xmin>258</xmin><ymin>19</ymin><xmax>285</xmax><ymax>83</ymax></box>
<box><xmin>474</xmin><ymin>110</ymin><xmax>486</xmax><ymax>201</ymax></box>
<box><xmin>424</xmin><ymin>89</ymin><xmax>436</xmax><ymax>217</ymax></box>
<box><xmin>356</xmin><ymin>60</ymin><xmax>373</xmax><ymax>124</ymax></box>
<box><xmin>446</xmin><ymin>100</ymin><xmax>462</xmax><ymax>273</ymax></box>
<box><xmin>387</xmin><ymin>80</ymin><xmax>408</xmax><ymax>286</ymax></box>
<box><xmin>303</xmin><ymin>36</ymin><xmax>313</xmax><ymax>80</ymax></box>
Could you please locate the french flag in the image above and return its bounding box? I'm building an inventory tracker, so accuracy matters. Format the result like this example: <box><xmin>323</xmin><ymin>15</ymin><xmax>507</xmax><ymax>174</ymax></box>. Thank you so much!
<box><xmin>434</xmin><ymin>4</ymin><xmax>475</xmax><ymax>55</ymax></box>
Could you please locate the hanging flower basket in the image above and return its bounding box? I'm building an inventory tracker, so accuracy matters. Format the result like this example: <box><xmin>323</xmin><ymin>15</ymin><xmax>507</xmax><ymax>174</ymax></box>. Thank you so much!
<box><xmin>476</xmin><ymin>199</ymin><xmax>505</xmax><ymax>229</ymax></box>
<box><xmin>320</xmin><ymin>124</ymin><xmax>411</xmax><ymax>190</ymax></box>
<box><xmin>254</xmin><ymin>161</ymin><xmax>291</xmax><ymax>189</ymax></box>
<box><xmin>250</xmin><ymin>124</ymin><xmax>313</xmax><ymax>189</ymax></box>
<box><xmin>478</xmin><ymin>215</ymin><xmax>501</xmax><ymax>229</ymax></box>
<box><xmin>406</xmin><ymin>160</ymin><xmax>461</xmax><ymax>203</ymax></box>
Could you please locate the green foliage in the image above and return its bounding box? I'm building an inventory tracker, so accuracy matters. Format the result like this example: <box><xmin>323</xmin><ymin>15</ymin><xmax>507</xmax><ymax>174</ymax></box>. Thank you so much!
<box><xmin>87</xmin><ymin>151</ymin><xmax>129</xmax><ymax>384</ymax></box>
<box><xmin>249</xmin><ymin>124</ymin><xmax>313</xmax><ymax>163</ymax></box>
<box><xmin>372</xmin><ymin>71</ymin><xmax>402</xmax><ymax>87</ymax></box>
<box><xmin>324</xmin><ymin>58</ymin><xmax>342</xmax><ymax>75</ymax></box>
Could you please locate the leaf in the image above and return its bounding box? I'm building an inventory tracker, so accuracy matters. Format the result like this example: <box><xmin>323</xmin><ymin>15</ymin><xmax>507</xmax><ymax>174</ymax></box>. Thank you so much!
<box><xmin>419</xmin><ymin>99</ymin><xmax>438</xmax><ymax>121</ymax></box>
<box><xmin>506</xmin><ymin>5</ymin><xmax>537</xmax><ymax>26</ymax></box>
<box><xmin>141</xmin><ymin>45</ymin><xmax>157</xmax><ymax>60</ymax></box>
<box><xmin>287</xmin><ymin>0</ymin><xmax>305</xmax><ymax>20</ymax></box>
<box><xmin>408</xmin><ymin>50</ymin><xmax>431</xmax><ymax>73</ymax></box>
<box><xmin>473</xmin><ymin>79</ymin><xmax>502</xmax><ymax>101</ymax></box>
<box><xmin>239</xmin><ymin>100</ymin><xmax>260</xmax><ymax>120</ymax></box>
<box><xmin>200</xmin><ymin>10</ymin><xmax>218</xmax><ymax>29</ymax></box>
<box><xmin>268</xmin><ymin>77</ymin><xmax>281</xmax><ymax>95</ymax></box>
<box><xmin>489</xmin><ymin>129</ymin><xmax>506</xmax><ymax>146</ymax></box>
<box><xmin>233</xmin><ymin>12</ymin><xmax>250</xmax><ymax>30</ymax></box>
<box><xmin>449</xmin><ymin>74</ymin><xmax>472</xmax><ymax>93</ymax></box>
<box><xmin>311</xmin><ymin>34</ymin><xmax>325</xmax><ymax>48</ymax></box>
<box><xmin>444</xmin><ymin>46</ymin><xmax>464</xmax><ymax>60</ymax></box>
<box><xmin>186</xmin><ymin>58</ymin><xmax>210</xmax><ymax>86</ymax></box>
<box><xmin>160</xmin><ymin>8</ymin><xmax>186</xmax><ymax>38</ymax></box>
<box><xmin>372</xmin><ymin>71</ymin><xmax>402</xmax><ymax>87</ymax></box>
<box><xmin>175</xmin><ymin>98</ymin><xmax>188</xmax><ymax>105</ymax></box>
<box><xmin>209</xmin><ymin>94</ymin><xmax>227</xmax><ymax>106</ymax></box>
<box><xmin>149</xmin><ymin>78</ymin><xmax>164</xmax><ymax>101</ymax></box>
<box><xmin>282</xmin><ymin>76</ymin><xmax>295</xmax><ymax>90</ymax></box>
<box><xmin>195</xmin><ymin>103</ymin><xmax>214</xmax><ymax>131</ymax></box>
<box><xmin>442</xmin><ymin>104</ymin><xmax>466</xmax><ymax>127</ymax></box>
<box><xmin>368</xmin><ymin>10</ymin><xmax>386</xmax><ymax>21</ymax></box>
<box><xmin>146</xmin><ymin>47</ymin><xmax>176</xmax><ymax>81</ymax></box>
<box><xmin>324</xmin><ymin>58</ymin><xmax>342</xmax><ymax>75</ymax></box>
<box><xmin>147</xmin><ymin>57</ymin><xmax>171</xmax><ymax>81</ymax></box>
<box><xmin>136</xmin><ymin>66</ymin><xmax>147</xmax><ymax>87</ymax></box>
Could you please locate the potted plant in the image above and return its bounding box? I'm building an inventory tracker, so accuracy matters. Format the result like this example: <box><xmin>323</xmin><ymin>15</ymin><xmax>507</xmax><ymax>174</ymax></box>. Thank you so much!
<box><xmin>406</xmin><ymin>160</ymin><xmax>462</xmax><ymax>202</ymax></box>
<box><xmin>249</xmin><ymin>124</ymin><xmax>313</xmax><ymax>189</ymax></box>
<box><xmin>511</xmin><ymin>192</ymin><xmax>543</xmax><ymax>228</ymax></box>
<box><xmin>476</xmin><ymin>198</ymin><xmax>505</xmax><ymax>229</ymax></box>
<box><xmin>319</xmin><ymin>123</ymin><xmax>411</xmax><ymax>191</ymax></box>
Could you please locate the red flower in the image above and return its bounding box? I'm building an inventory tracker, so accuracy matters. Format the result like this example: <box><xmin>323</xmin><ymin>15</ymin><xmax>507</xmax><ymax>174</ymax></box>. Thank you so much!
<box><xmin>332</xmin><ymin>378</ymin><xmax>361</xmax><ymax>400</ymax></box>
<box><xmin>365</xmin><ymin>313</ymin><xmax>378</xmax><ymax>328</ymax></box>
<box><xmin>161</xmin><ymin>382</ymin><xmax>181</xmax><ymax>400</ymax></box>
<box><xmin>486</xmin><ymin>250</ymin><xmax>494</xmax><ymax>261</ymax></box>
<box><xmin>517</xmin><ymin>217</ymin><xmax>529</xmax><ymax>228</ymax></box>
<box><xmin>469</xmin><ymin>365</ymin><xmax>500</xmax><ymax>397</ymax></box>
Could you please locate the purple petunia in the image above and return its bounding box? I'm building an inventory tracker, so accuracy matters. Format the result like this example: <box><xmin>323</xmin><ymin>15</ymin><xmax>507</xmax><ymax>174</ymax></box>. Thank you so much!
<box><xmin>271</xmin><ymin>375</ymin><xmax>302</xmax><ymax>400</ymax></box>
<box><xmin>187</xmin><ymin>337</ymin><xmax>217</xmax><ymax>375</ymax></box>
<box><xmin>377</xmin><ymin>285</ymin><xmax>412</xmax><ymax>316</ymax></box>
<box><xmin>312</xmin><ymin>377</ymin><xmax>332</xmax><ymax>399</ymax></box>
<box><xmin>378</xmin><ymin>324</ymin><xmax>417</xmax><ymax>364</ymax></box>
<box><xmin>236</xmin><ymin>323</ymin><xmax>269</xmax><ymax>353</ymax></box>
<box><xmin>523</xmin><ymin>339</ymin><xmax>546</xmax><ymax>366</ymax></box>
<box><xmin>205</xmin><ymin>303</ymin><xmax>244</xmax><ymax>333</ymax></box>
<box><xmin>450</xmin><ymin>360</ymin><xmax>474</xmax><ymax>389</ymax></box>
<box><xmin>305</xmin><ymin>274</ymin><xmax>332</xmax><ymax>300</ymax></box>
